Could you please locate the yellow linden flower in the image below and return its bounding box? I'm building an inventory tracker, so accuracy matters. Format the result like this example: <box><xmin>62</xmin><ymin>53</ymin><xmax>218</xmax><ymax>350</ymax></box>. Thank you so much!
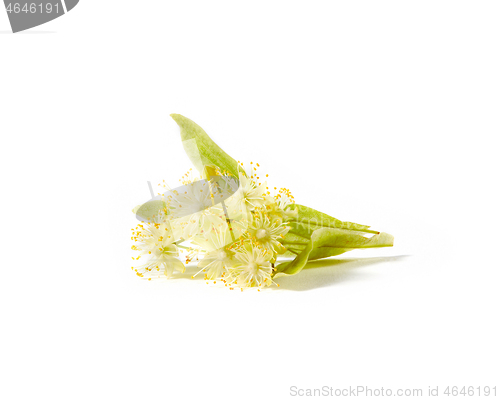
<box><xmin>237</xmin><ymin>173</ymin><xmax>267</xmax><ymax>211</ymax></box>
<box><xmin>191</xmin><ymin>227</ymin><xmax>239</xmax><ymax>280</ymax></box>
<box><xmin>133</xmin><ymin>222</ymin><xmax>184</xmax><ymax>278</ymax></box>
<box><xmin>266</xmin><ymin>187</ymin><xmax>297</xmax><ymax>222</ymax></box>
<box><xmin>226</xmin><ymin>244</ymin><xmax>274</xmax><ymax>288</ymax></box>
<box><xmin>197</xmin><ymin>248</ymin><xmax>238</xmax><ymax>280</ymax></box>
<box><xmin>246</xmin><ymin>211</ymin><xmax>290</xmax><ymax>254</ymax></box>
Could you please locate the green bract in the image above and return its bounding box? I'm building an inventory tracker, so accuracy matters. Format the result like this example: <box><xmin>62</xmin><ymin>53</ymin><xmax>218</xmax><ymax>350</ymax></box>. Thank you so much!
<box><xmin>171</xmin><ymin>114</ymin><xmax>240</xmax><ymax>178</ymax></box>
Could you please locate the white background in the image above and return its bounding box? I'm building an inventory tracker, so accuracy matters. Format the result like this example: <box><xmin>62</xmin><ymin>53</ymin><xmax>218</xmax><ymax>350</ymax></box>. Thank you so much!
<box><xmin>1</xmin><ymin>2</ymin><xmax>499</xmax><ymax>399</ymax></box>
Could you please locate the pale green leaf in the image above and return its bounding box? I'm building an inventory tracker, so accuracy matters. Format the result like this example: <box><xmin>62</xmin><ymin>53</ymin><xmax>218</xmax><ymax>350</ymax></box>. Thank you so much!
<box><xmin>281</xmin><ymin>232</ymin><xmax>310</xmax><ymax>245</ymax></box>
<box><xmin>286</xmin><ymin>204</ymin><xmax>378</xmax><ymax>234</ymax></box>
<box><xmin>276</xmin><ymin>228</ymin><xmax>394</xmax><ymax>276</ymax></box>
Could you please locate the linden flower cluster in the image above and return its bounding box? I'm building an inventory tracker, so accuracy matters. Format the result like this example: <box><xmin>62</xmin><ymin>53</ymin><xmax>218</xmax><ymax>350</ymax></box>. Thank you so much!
<box><xmin>131</xmin><ymin>163</ymin><xmax>296</xmax><ymax>290</ymax></box>
<box><xmin>130</xmin><ymin>114</ymin><xmax>394</xmax><ymax>290</ymax></box>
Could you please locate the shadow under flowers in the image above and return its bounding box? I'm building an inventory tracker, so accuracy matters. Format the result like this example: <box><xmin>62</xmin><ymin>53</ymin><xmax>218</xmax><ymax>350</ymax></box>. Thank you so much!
<box><xmin>274</xmin><ymin>255</ymin><xmax>410</xmax><ymax>291</ymax></box>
